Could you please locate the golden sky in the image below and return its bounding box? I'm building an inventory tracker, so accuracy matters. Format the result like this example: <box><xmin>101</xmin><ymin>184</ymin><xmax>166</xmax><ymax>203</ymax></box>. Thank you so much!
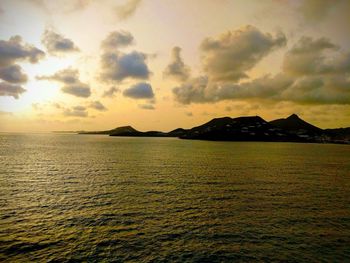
<box><xmin>0</xmin><ymin>0</ymin><xmax>349</xmax><ymax>132</ymax></box>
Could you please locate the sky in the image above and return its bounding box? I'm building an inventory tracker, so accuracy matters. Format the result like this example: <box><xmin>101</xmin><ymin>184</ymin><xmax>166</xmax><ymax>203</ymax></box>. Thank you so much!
<box><xmin>0</xmin><ymin>0</ymin><xmax>349</xmax><ymax>132</ymax></box>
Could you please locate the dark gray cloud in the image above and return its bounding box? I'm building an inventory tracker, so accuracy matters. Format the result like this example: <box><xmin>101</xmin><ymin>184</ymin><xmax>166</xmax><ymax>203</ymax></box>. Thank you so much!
<box><xmin>99</xmin><ymin>30</ymin><xmax>151</xmax><ymax>83</ymax></box>
<box><xmin>63</xmin><ymin>105</ymin><xmax>88</xmax><ymax>117</ymax></box>
<box><xmin>89</xmin><ymin>101</ymin><xmax>107</xmax><ymax>111</ymax></box>
<box><xmin>200</xmin><ymin>25</ymin><xmax>286</xmax><ymax>82</ymax></box>
<box><xmin>115</xmin><ymin>0</ymin><xmax>142</xmax><ymax>20</ymax></box>
<box><xmin>163</xmin><ymin>46</ymin><xmax>190</xmax><ymax>82</ymax></box>
<box><xmin>0</xmin><ymin>82</ymin><xmax>26</xmax><ymax>99</ymax></box>
<box><xmin>102</xmin><ymin>31</ymin><xmax>134</xmax><ymax>50</ymax></box>
<box><xmin>62</xmin><ymin>83</ymin><xmax>91</xmax><ymax>98</ymax></box>
<box><xmin>0</xmin><ymin>35</ymin><xmax>44</xmax><ymax>98</ymax></box>
<box><xmin>100</xmin><ymin>51</ymin><xmax>151</xmax><ymax>82</ymax></box>
<box><xmin>103</xmin><ymin>86</ymin><xmax>119</xmax><ymax>97</ymax></box>
<box><xmin>123</xmin><ymin>82</ymin><xmax>154</xmax><ymax>99</ymax></box>
<box><xmin>138</xmin><ymin>104</ymin><xmax>155</xmax><ymax>110</ymax></box>
<box><xmin>0</xmin><ymin>64</ymin><xmax>27</xmax><ymax>83</ymax></box>
<box><xmin>42</xmin><ymin>29</ymin><xmax>79</xmax><ymax>55</ymax></box>
<box><xmin>37</xmin><ymin>68</ymin><xmax>91</xmax><ymax>98</ymax></box>
<box><xmin>0</xmin><ymin>36</ymin><xmax>45</xmax><ymax>67</ymax></box>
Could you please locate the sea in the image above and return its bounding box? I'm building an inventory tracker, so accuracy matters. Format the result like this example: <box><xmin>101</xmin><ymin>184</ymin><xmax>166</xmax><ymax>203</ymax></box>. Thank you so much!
<box><xmin>0</xmin><ymin>133</ymin><xmax>349</xmax><ymax>262</ymax></box>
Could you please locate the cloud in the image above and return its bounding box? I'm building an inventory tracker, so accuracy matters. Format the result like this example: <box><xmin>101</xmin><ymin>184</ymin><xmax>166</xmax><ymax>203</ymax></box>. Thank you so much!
<box><xmin>172</xmin><ymin>72</ymin><xmax>349</xmax><ymax>106</ymax></box>
<box><xmin>63</xmin><ymin>105</ymin><xmax>88</xmax><ymax>117</ymax></box>
<box><xmin>103</xmin><ymin>86</ymin><xmax>119</xmax><ymax>97</ymax></box>
<box><xmin>0</xmin><ymin>36</ymin><xmax>44</xmax><ymax>98</ymax></box>
<box><xmin>42</xmin><ymin>29</ymin><xmax>79</xmax><ymax>55</ymax></box>
<box><xmin>173</xmin><ymin>31</ymin><xmax>350</xmax><ymax>106</ymax></box>
<box><xmin>101</xmin><ymin>31</ymin><xmax>134</xmax><ymax>50</ymax></box>
<box><xmin>163</xmin><ymin>46</ymin><xmax>190</xmax><ymax>82</ymax></box>
<box><xmin>283</xmin><ymin>36</ymin><xmax>338</xmax><ymax>76</ymax></box>
<box><xmin>0</xmin><ymin>36</ymin><xmax>45</xmax><ymax>67</ymax></box>
<box><xmin>138</xmin><ymin>104</ymin><xmax>155</xmax><ymax>110</ymax></box>
<box><xmin>99</xmin><ymin>31</ymin><xmax>151</xmax><ymax>83</ymax></box>
<box><xmin>123</xmin><ymin>82</ymin><xmax>154</xmax><ymax>99</ymax></box>
<box><xmin>298</xmin><ymin>0</ymin><xmax>340</xmax><ymax>22</ymax></box>
<box><xmin>0</xmin><ymin>64</ymin><xmax>27</xmax><ymax>83</ymax></box>
<box><xmin>172</xmin><ymin>74</ymin><xmax>290</xmax><ymax>104</ymax></box>
<box><xmin>173</xmin><ymin>76</ymin><xmax>209</xmax><ymax>104</ymax></box>
<box><xmin>0</xmin><ymin>82</ymin><xmax>26</xmax><ymax>99</ymax></box>
<box><xmin>115</xmin><ymin>0</ymin><xmax>142</xmax><ymax>20</ymax></box>
<box><xmin>173</xmin><ymin>72</ymin><xmax>350</xmax><ymax>105</ymax></box>
<box><xmin>89</xmin><ymin>101</ymin><xmax>107</xmax><ymax>111</ymax></box>
<box><xmin>281</xmin><ymin>75</ymin><xmax>350</xmax><ymax>105</ymax></box>
<box><xmin>100</xmin><ymin>51</ymin><xmax>151</xmax><ymax>82</ymax></box>
<box><xmin>37</xmin><ymin>68</ymin><xmax>79</xmax><ymax>83</ymax></box>
<box><xmin>200</xmin><ymin>25</ymin><xmax>286</xmax><ymax>82</ymax></box>
<box><xmin>37</xmin><ymin>68</ymin><xmax>91</xmax><ymax>98</ymax></box>
<box><xmin>61</xmin><ymin>83</ymin><xmax>91</xmax><ymax>98</ymax></box>
<box><xmin>30</xmin><ymin>0</ymin><xmax>91</xmax><ymax>13</ymax></box>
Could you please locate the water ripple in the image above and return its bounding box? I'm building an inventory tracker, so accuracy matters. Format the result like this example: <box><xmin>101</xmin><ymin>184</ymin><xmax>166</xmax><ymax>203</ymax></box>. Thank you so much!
<box><xmin>0</xmin><ymin>134</ymin><xmax>349</xmax><ymax>262</ymax></box>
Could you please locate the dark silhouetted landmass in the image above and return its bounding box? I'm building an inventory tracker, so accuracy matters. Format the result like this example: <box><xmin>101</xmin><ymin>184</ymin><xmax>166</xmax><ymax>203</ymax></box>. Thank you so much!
<box><xmin>77</xmin><ymin>114</ymin><xmax>349</xmax><ymax>144</ymax></box>
<box><xmin>269</xmin><ymin>114</ymin><xmax>323</xmax><ymax>136</ymax></box>
<box><xmin>110</xmin><ymin>126</ymin><xmax>167</xmax><ymax>137</ymax></box>
<box><xmin>324</xmin><ymin>127</ymin><xmax>350</xmax><ymax>142</ymax></box>
<box><xmin>80</xmin><ymin>126</ymin><xmax>188</xmax><ymax>137</ymax></box>
<box><xmin>167</xmin><ymin>128</ymin><xmax>188</xmax><ymax>137</ymax></box>
<box><xmin>79</xmin><ymin>126</ymin><xmax>137</xmax><ymax>135</ymax></box>
<box><xmin>179</xmin><ymin>116</ymin><xmax>294</xmax><ymax>141</ymax></box>
<box><xmin>80</xmin><ymin>126</ymin><xmax>169</xmax><ymax>137</ymax></box>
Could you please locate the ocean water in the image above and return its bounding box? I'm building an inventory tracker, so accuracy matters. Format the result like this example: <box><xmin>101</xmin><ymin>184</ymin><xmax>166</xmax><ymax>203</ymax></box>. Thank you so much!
<box><xmin>0</xmin><ymin>133</ymin><xmax>349</xmax><ymax>262</ymax></box>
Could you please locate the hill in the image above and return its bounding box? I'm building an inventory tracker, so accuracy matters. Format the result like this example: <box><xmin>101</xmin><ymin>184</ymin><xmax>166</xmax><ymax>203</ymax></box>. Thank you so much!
<box><xmin>180</xmin><ymin>116</ymin><xmax>296</xmax><ymax>141</ymax></box>
<box><xmin>269</xmin><ymin>114</ymin><xmax>323</xmax><ymax>136</ymax></box>
<box><xmin>77</xmin><ymin>114</ymin><xmax>349</xmax><ymax>144</ymax></box>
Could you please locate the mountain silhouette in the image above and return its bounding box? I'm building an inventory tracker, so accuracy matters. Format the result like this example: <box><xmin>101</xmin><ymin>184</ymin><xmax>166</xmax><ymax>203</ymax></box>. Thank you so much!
<box><xmin>110</xmin><ymin>128</ymin><xmax>167</xmax><ymax>137</ymax></box>
<box><xmin>269</xmin><ymin>114</ymin><xmax>323</xmax><ymax>135</ymax></box>
<box><xmin>179</xmin><ymin>116</ymin><xmax>293</xmax><ymax>141</ymax></box>
<box><xmin>325</xmin><ymin>127</ymin><xmax>350</xmax><ymax>142</ymax></box>
<box><xmin>167</xmin><ymin>128</ymin><xmax>188</xmax><ymax>137</ymax></box>
<box><xmin>78</xmin><ymin>114</ymin><xmax>349</xmax><ymax>144</ymax></box>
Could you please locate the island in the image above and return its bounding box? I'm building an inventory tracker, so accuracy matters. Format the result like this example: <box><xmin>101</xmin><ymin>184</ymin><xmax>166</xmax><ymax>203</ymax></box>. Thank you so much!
<box><xmin>78</xmin><ymin>114</ymin><xmax>350</xmax><ymax>144</ymax></box>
